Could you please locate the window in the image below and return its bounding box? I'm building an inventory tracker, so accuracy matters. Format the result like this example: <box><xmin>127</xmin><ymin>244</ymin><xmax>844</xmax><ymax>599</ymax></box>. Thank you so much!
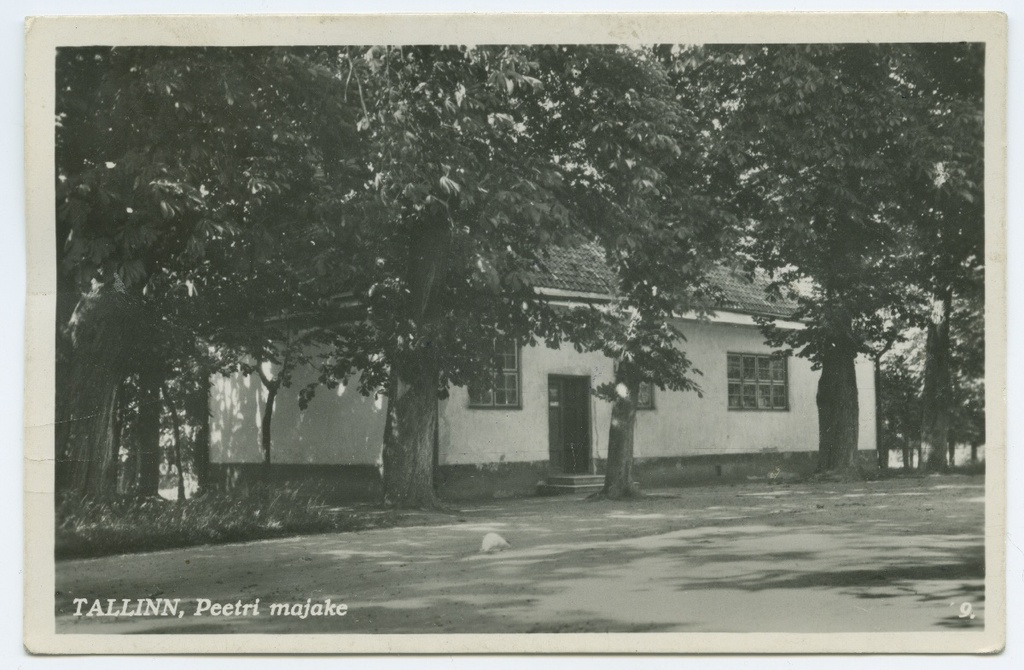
<box><xmin>468</xmin><ymin>341</ymin><xmax>521</xmax><ymax>408</ymax></box>
<box><xmin>727</xmin><ymin>353</ymin><xmax>788</xmax><ymax>410</ymax></box>
<box><xmin>636</xmin><ymin>382</ymin><xmax>655</xmax><ymax>410</ymax></box>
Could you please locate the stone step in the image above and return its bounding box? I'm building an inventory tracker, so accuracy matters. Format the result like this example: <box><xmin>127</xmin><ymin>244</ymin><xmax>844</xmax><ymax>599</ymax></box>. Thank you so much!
<box><xmin>544</xmin><ymin>474</ymin><xmax>604</xmax><ymax>486</ymax></box>
<box><xmin>538</xmin><ymin>474</ymin><xmax>605</xmax><ymax>496</ymax></box>
<box><xmin>537</xmin><ymin>483</ymin><xmax>604</xmax><ymax>496</ymax></box>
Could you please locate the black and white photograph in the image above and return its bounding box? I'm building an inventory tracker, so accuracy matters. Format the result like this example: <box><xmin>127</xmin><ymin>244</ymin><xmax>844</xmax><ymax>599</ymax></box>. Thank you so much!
<box><xmin>20</xmin><ymin>11</ymin><xmax>1008</xmax><ymax>655</ymax></box>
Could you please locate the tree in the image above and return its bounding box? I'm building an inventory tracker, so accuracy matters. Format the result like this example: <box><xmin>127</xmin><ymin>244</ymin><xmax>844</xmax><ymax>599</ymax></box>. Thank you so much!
<box><xmin>55</xmin><ymin>47</ymin><xmax>363</xmax><ymax>498</ymax></box>
<box><xmin>585</xmin><ymin>49</ymin><xmax>738</xmax><ymax>499</ymax></box>
<box><xmin>230</xmin><ymin>337</ymin><xmax>313</xmax><ymax>482</ymax></box>
<box><xmin>161</xmin><ymin>381</ymin><xmax>187</xmax><ymax>501</ymax></box>
<box><xmin>135</xmin><ymin>362</ymin><xmax>165</xmax><ymax>496</ymax></box>
<box><xmin>877</xmin><ymin>343</ymin><xmax>925</xmax><ymax>470</ymax></box>
<box><xmin>308</xmin><ymin>45</ymin><xmax>734</xmax><ymax>506</ymax></box>
<box><xmin>947</xmin><ymin>278</ymin><xmax>985</xmax><ymax>462</ymax></box>
<box><xmin>55</xmin><ymin>278</ymin><xmax>155</xmax><ymax>497</ymax></box>
<box><xmin>682</xmin><ymin>44</ymin><xmax>967</xmax><ymax>477</ymax></box>
<box><xmin>894</xmin><ymin>45</ymin><xmax>985</xmax><ymax>470</ymax></box>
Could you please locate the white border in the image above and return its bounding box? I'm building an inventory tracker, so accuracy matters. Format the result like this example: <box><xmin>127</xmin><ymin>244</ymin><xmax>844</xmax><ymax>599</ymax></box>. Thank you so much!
<box><xmin>10</xmin><ymin>4</ymin><xmax>1017</xmax><ymax>665</ymax></box>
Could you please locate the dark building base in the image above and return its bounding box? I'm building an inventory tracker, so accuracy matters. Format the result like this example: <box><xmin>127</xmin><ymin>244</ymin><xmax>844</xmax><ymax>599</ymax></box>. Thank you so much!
<box><xmin>207</xmin><ymin>461</ymin><xmax>553</xmax><ymax>503</ymax></box>
<box><xmin>434</xmin><ymin>461</ymin><xmax>553</xmax><ymax>501</ymax></box>
<box><xmin>210</xmin><ymin>463</ymin><xmax>383</xmax><ymax>504</ymax></box>
<box><xmin>210</xmin><ymin>450</ymin><xmax>878</xmax><ymax>503</ymax></box>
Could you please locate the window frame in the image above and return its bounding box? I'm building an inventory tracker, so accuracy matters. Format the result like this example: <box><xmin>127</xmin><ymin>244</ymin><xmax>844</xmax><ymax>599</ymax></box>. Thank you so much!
<box><xmin>726</xmin><ymin>352</ymin><xmax>789</xmax><ymax>412</ymax></box>
<box><xmin>467</xmin><ymin>340</ymin><xmax>523</xmax><ymax>410</ymax></box>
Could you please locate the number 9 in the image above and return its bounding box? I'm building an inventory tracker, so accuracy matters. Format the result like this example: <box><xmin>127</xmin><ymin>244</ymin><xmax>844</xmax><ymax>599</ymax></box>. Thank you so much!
<box><xmin>958</xmin><ymin>602</ymin><xmax>973</xmax><ymax>619</ymax></box>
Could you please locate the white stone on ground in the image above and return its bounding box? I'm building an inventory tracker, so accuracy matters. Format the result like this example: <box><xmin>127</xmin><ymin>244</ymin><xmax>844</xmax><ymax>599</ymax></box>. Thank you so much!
<box><xmin>480</xmin><ymin>532</ymin><xmax>511</xmax><ymax>553</ymax></box>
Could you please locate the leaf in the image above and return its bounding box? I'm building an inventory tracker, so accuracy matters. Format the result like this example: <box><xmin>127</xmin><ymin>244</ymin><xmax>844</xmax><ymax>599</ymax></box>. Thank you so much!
<box><xmin>439</xmin><ymin>176</ymin><xmax>461</xmax><ymax>195</ymax></box>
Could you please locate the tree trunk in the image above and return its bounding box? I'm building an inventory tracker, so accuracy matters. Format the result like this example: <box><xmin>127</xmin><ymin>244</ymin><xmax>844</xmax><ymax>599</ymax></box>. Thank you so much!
<box><xmin>382</xmin><ymin>362</ymin><xmax>439</xmax><ymax>508</ymax></box>
<box><xmin>162</xmin><ymin>383</ymin><xmax>187</xmax><ymax>501</ymax></box>
<box><xmin>56</xmin><ymin>353</ymin><xmax>122</xmax><ymax>498</ymax></box>
<box><xmin>108</xmin><ymin>382</ymin><xmax>124</xmax><ymax>495</ymax></box>
<box><xmin>136</xmin><ymin>363</ymin><xmax>163</xmax><ymax>497</ymax></box>
<box><xmin>602</xmin><ymin>362</ymin><xmax>640</xmax><ymax>498</ymax></box>
<box><xmin>118</xmin><ymin>441</ymin><xmax>137</xmax><ymax>495</ymax></box>
<box><xmin>190</xmin><ymin>377</ymin><xmax>211</xmax><ymax>494</ymax></box>
<box><xmin>920</xmin><ymin>288</ymin><xmax>952</xmax><ymax>471</ymax></box>
<box><xmin>259</xmin><ymin>377</ymin><xmax>279</xmax><ymax>483</ymax></box>
<box><xmin>874</xmin><ymin>356</ymin><xmax>886</xmax><ymax>470</ymax></box>
<box><xmin>816</xmin><ymin>342</ymin><xmax>861</xmax><ymax>476</ymax></box>
<box><xmin>970</xmin><ymin>444</ymin><xmax>978</xmax><ymax>463</ymax></box>
<box><xmin>380</xmin><ymin>215</ymin><xmax>452</xmax><ymax>509</ymax></box>
<box><xmin>55</xmin><ymin>287</ymin><xmax>138</xmax><ymax>499</ymax></box>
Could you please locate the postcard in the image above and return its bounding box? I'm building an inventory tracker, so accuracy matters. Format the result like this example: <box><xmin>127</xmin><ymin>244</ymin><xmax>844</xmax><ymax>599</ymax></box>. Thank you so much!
<box><xmin>23</xmin><ymin>12</ymin><xmax>1007</xmax><ymax>654</ymax></box>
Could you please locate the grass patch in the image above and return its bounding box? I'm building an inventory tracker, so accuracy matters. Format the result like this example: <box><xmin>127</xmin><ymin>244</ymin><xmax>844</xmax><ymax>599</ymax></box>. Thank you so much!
<box><xmin>56</xmin><ymin>485</ymin><xmax>401</xmax><ymax>560</ymax></box>
<box><xmin>949</xmin><ymin>461</ymin><xmax>986</xmax><ymax>476</ymax></box>
<box><xmin>866</xmin><ymin>461</ymin><xmax>986</xmax><ymax>480</ymax></box>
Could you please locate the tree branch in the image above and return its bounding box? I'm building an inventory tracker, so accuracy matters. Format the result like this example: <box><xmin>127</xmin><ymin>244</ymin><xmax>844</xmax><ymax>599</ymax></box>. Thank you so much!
<box><xmin>256</xmin><ymin>363</ymin><xmax>278</xmax><ymax>391</ymax></box>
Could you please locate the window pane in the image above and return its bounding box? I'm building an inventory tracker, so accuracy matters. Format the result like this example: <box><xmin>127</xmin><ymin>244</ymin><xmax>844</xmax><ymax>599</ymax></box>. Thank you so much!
<box><xmin>742</xmin><ymin>383</ymin><xmax>757</xmax><ymax>408</ymax></box>
<box><xmin>728</xmin><ymin>383</ymin><xmax>741</xmax><ymax>408</ymax></box>
<box><xmin>727</xmin><ymin>355</ymin><xmax>741</xmax><ymax>380</ymax></box>
<box><xmin>495</xmin><ymin>372</ymin><xmax>518</xmax><ymax>406</ymax></box>
<box><xmin>772</xmin><ymin>384</ymin><xmax>787</xmax><ymax>408</ymax></box>
<box><xmin>471</xmin><ymin>340</ymin><xmax>520</xmax><ymax>408</ymax></box>
<box><xmin>729</xmin><ymin>354</ymin><xmax>788</xmax><ymax>411</ymax></box>
<box><xmin>502</xmin><ymin>345</ymin><xmax>517</xmax><ymax>371</ymax></box>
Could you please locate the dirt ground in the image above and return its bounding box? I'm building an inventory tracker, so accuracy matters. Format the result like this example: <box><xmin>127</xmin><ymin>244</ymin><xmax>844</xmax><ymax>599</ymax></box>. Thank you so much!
<box><xmin>54</xmin><ymin>473</ymin><xmax>986</xmax><ymax>634</ymax></box>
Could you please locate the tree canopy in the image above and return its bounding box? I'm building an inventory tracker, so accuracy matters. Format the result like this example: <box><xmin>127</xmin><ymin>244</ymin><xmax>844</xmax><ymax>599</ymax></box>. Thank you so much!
<box><xmin>678</xmin><ymin>43</ymin><xmax>984</xmax><ymax>474</ymax></box>
<box><xmin>308</xmin><ymin>45</ymin><xmax>736</xmax><ymax>504</ymax></box>
<box><xmin>54</xmin><ymin>47</ymin><xmax>365</xmax><ymax>495</ymax></box>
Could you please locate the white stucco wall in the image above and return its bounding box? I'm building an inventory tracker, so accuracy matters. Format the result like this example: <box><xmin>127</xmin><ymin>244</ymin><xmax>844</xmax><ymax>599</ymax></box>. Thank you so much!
<box><xmin>632</xmin><ymin>319</ymin><xmax>876</xmax><ymax>458</ymax></box>
<box><xmin>209</xmin><ymin>317</ymin><xmax>876</xmax><ymax>467</ymax></box>
<box><xmin>440</xmin><ymin>319</ymin><xmax>875</xmax><ymax>466</ymax></box>
<box><xmin>210</xmin><ymin>366</ymin><xmax>386</xmax><ymax>465</ymax></box>
<box><xmin>440</xmin><ymin>343</ymin><xmax>615</xmax><ymax>466</ymax></box>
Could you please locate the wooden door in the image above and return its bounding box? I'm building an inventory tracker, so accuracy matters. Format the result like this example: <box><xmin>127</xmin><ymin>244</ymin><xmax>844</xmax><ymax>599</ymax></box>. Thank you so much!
<box><xmin>548</xmin><ymin>376</ymin><xmax>591</xmax><ymax>474</ymax></box>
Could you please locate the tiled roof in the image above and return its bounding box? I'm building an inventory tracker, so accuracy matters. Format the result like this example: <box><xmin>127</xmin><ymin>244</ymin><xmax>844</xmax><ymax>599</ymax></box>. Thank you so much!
<box><xmin>704</xmin><ymin>265</ymin><xmax>800</xmax><ymax>319</ymax></box>
<box><xmin>529</xmin><ymin>243</ymin><xmax>618</xmax><ymax>295</ymax></box>
<box><xmin>530</xmin><ymin>244</ymin><xmax>799</xmax><ymax>319</ymax></box>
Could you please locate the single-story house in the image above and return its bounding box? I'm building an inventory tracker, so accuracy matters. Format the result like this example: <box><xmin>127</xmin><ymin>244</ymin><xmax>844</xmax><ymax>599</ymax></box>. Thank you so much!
<box><xmin>209</xmin><ymin>247</ymin><xmax>877</xmax><ymax>500</ymax></box>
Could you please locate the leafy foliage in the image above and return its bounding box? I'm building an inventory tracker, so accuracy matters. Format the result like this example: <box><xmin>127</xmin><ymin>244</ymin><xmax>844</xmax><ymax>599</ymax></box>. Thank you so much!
<box><xmin>55</xmin><ymin>47</ymin><xmax>370</xmax><ymax>494</ymax></box>
<box><xmin>877</xmin><ymin>282</ymin><xmax>985</xmax><ymax>462</ymax></box>
<box><xmin>947</xmin><ymin>280</ymin><xmax>985</xmax><ymax>448</ymax></box>
<box><xmin>672</xmin><ymin>43</ymin><xmax>986</xmax><ymax>473</ymax></box>
<box><xmin>679</xmin><ymin>43</ymin><xmax>982</xmax><ymax>363</ymax></box>
<box><xmin>312</xmin><ymin>45</ymin><xmax>731</xmax><ymax>404</ymax></box>
<box><xmin>879</xmin><ymin>349</ymin><xmax>923</xmax><ymax>458</ymax></box>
